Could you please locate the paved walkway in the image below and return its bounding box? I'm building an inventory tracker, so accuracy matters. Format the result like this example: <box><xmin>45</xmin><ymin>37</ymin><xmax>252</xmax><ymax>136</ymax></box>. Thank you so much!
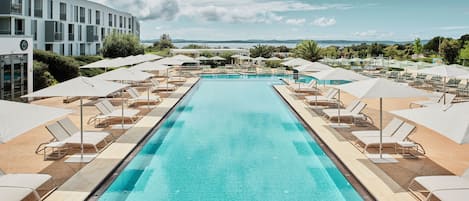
<box><xmin>46</xmin><ymin>78</ymin><xmax>200</xmax><ymax>201</ymax></box>
<box><xmin>273</xmin><ymin>85</ymin><xmax>414</xmax><ymax>201</ymax></box>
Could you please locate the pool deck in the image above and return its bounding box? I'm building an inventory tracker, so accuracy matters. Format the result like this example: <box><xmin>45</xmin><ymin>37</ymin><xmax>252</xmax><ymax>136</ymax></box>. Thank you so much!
<box><xmin>45</xmin><ymin>77</ymin><xmax>200</xmax><ymax>201</ymax></box>
<box><xmin>273</xmin><ymin>85</ymin><xmax>414</xmax><ymax>201</ymax></box>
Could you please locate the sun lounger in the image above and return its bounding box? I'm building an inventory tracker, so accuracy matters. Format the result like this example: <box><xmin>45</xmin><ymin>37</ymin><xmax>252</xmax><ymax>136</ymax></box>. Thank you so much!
<box><xmin>97</xmin><ymin>100</ymin><xmax>140</xmax><ymax>120</ymax></box>
<box><xmin>46</xmin><ymin>122</ymin><xmax>107</xmax><ymax>152</ymax></box>
<box><xmin>287</xmin><ymin>80</ymin><xmax>318</xmax><ymax>93</ymax></box>
<box><xmin>324</xmin><ymin>101</ymin><xmax>367</xmax><ymax>121</ymax></box>
<box><xmin>355</xmin><ymin>122</ymin><xmax>416</xmax><ymax>153</ymax></box>
<box><xmin>57</xmin><ymin>117</ymin><xmax>113</xmax><ymax>140</ymax></box>
<box><xmin>304</xmin><ymin>88</ymin><xmax>338</xmax><ymax>104</ymax></box>
<box><xmin>408</xmin><ymin>168</ymin><xmax>469</xmax><ymax>201</ymax></box>
<box><xmin>127</xmin><ymin>87</ymin><xmax>161</xmax><ymax>105</ymax></box>
<box><xmin>322</xmin><ymin>99</ymin><xmax>360</xmax><ymax>115</ymax></box>
<box><xmin>409</xmin><ymin>92</ymin><xmax>456</xmax><ymax>108</ymax></box>
<box><xmin>168</xmin><ymin>76</ymin><xmax>186</xmax><ymax>83</ymax></box>
<box><xmin>432</xmin><ymin>189</ymin><xmax>469</xmax><ymax>201</ymax></box>
<box><xmin>351</xmin><ymin>117</ymin><xmax>404</xmax><ymax>138</ymax></box>
<box><xmin>0</xmin><ymin>169</ymin><xmax>52</xmax><ymax>200</ymax></box>
<box><xmin>151</xmin><ymin>79</ymin><xmax>176</xmax><ymax>91</ymax></box>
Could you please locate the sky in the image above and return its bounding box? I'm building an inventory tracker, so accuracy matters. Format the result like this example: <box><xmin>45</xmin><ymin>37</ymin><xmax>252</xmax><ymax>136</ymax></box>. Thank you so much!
<box><xmin>91</xmin><ymin>0</ymin><xmax>469</xmax><ymax>41</ymax></box>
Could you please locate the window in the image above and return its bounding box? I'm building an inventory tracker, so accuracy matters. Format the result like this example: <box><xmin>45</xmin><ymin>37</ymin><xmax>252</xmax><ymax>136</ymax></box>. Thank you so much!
<box><xmin>101</xmin><ymin>27</ymin><xmax>105</xmax><ymax>40</ymax></box>
<box><xmin>69</xmin><ymin>43</ymin><xmax>73</xmax><ymax>55</ymax></box>
<box><xmin>60</xmin><ymin>43</ymin><xmax>64</xmax><ymax>55</ymax></box>
<box><xmin>68</xmin><ymin>24</ymin><xmax>74</xmax><ymax>40</ymax></box>
<box><xmin>54</xmin><ymin>21</ymin><xmax>63</xmax><ymax>40</ymax></box>
<box><xmin>119</xmin><ymin>16</ymin><xmax>122</xmax><ymax>28</ymax></box>
<box><xmin>74</xmin><ymin>6</ymin><xmax>78</xmax><ymax>22</ymax></box>
<box><xmin>128</xmin><ymin>18</ymin><xmax>131</xmax><ymax>29</ymax></box>
<box><xmin>123</xmin><ymin>17</ymin><xmax>126</xmax><ymax>29</ymax></box>
<box><xmin>59</xmin><ymin>2</ymin><xmax>66</xmax><ymax>20</ymax></box>
<box><xmin>108</xmin><ymin>13</ymin><xmax>112</xmax><ymax>26</ymax></box>
<box><xmin>78</xmin><ymin>25</ymin><xmax>81</xmax><ymax>41</ymax></box>
<box><xmin>45</xmin><ymin>44</ymin><xmax>53</xmax><ymax>52</ymax></box>
<box><xmin>0</xmin><ymin>18</ymin><xmax>11</xmax><ymax>34</ymax></box>
<box><xmin>113</xmin><ymin>15</ymin><xmax>116</xmax><ymax>27</ymax></box>
<box><xmin>95</xmin><ymin>10</ymin><xmax>100</xmax><ymax>25</ymax></box>
<box><xmin>14</xmin><ymin>18</ymin><xmax>24</xmax><ymax>35</ymax></box>
<box><xmin>88</xmin><ymin>9</ymin><xmax>91</xmax><ymax>24</ymax></box>
<box><xmin>48</xmin><ymin>0</ymin><xmax>52</xmax><ymax>19</ymax></box>
<box><xmin>31</xmin><ymin>20</ymin><xmax>37</xmax><ymax>40</ymax></box>
<box><xmin>11</xmin><ymin>0</ymin><xmax>23</xmax><ymax>15</ymax></box>
<box><xmin>96</xmin><ymin>43</ymin><xmax>100</xmax><ymax>54</ymax></box>
<box><xmin>34</xmin><ymin>0</ymin><xmax>42</xmax><ymax>17</ymax></box>
<box><xmin>25</xmin><ymin>0</ymin><xmax>31</xmax><ymax>16</ymax></box>
<box><xmin>79</xmin><ymin>7</ymin><xmax>85</xmax><ymax>23</ymax></box>
<box><xmin>79</xmin><ymin>43</ymin><xmax>85</xmax><ymax>55</ymax></box>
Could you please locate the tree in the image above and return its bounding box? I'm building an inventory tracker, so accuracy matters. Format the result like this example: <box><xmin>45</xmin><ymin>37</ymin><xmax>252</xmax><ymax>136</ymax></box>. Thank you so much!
<box><xmin>33</xmin><ymin>49</ymin><xmax>80</xmax><ymax>82</ymax></box>
<box><xmin>153</xmin><ymin>34</ymin><xmax>175</xmax><ymax>50</ymax></box>
<box><xmin>424</xmin><ymin>36</ymin><xmax>444</xmax><ymax>54</ymax></box>
<box><xmin>440</xmin><ymin>38</ymin><xmax>460</xmax><ymax>64</ymax></box>
<box><xmin>182</xmin><ymin>44</ymin><xmax>208</xmax><ymax>49</ymax></box>
<box><xmin>250</xmin><ymin>44</ymin><xmax>274</xmax><ymax>58</ymax></box>
<box><xmin>293</xmin><ymin>40</ymin><xmax>321</xmax><ymax>61</ymax></box>
<box><xmin>367</xmin><ymin>43</ymin><xmax>385</xmax><ymax>57</ymax></box>
<box><xmin>33</xmin><ymin>61</ymin><xmax>57</xmax><ymax>91</ymax></box>
<box><xmin>101</xmin><ymin>33</ymin><xmax>144</xmax><ymax>58</ymax></box>
<box><xmin>459</xmin><ymin>42</ymin><xmax>469</xmax><ymax>66</ymax></box>
<box><xmin>459</xmin><ymin>34</ymin><xmax>469</xmax><ymax>48</ymax></box>
<box><xmin>320</xmin><ymin>46</ymin><xmax>339</xmax><ymax>58</ymax></box>
<box><xmin>413</xmin><ymin>38</ymin><xmax>423</xmax><ymax>55</ymax></box>
<box><xmin>384</xmin><ymin>45</ymin><xmax>399</xmax><ymax>59</ymax></box>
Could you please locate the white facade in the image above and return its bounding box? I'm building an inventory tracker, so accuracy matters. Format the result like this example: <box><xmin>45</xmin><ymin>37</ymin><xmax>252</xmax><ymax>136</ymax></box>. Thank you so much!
<box><xmin>0</xmin><ymin>36</ymin><xmax>33</xmax><ymax>101</ymax></box>
<box><xmin>0</xmin><ymin>0</ymin><xmax>139</xmax><ymax>56</ymax></box>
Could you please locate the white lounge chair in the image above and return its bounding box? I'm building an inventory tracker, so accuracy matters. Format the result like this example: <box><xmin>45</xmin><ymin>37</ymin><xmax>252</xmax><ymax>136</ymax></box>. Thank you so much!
<box><xmin>167</xmin><ymin>76</ymin><xmax>186</xmax><ymax>83</ymax></box>
<box><xmin>356</xmin><ymin>122</ymin><xmax>416</xmax><ymax>153</ymax></box>
<box><xmin>304</xmin><ymin>88</ymin><xmax>339</xmax><ymax>104</ymax></box>
<box><xmin>287</xmin><ymin>80</ymin><xmax>318</xmax><ymax>93</ymax></box>
<box><xmin>94</xmin><ymin>100</ymin><xmax>140</xmax><ymax>125</ymax></box>
<box><xmin>324</xmin><ymin>101</ymin><xmax>367</xmax><ymax>121</ymax></box>
<box><xmin>151</xmin><ymin>79</ymin><xmax>176</xmax><ymax>91</ymax></box>
<box><xmin>432</xmin><ymin>189</ymin><xmax>469</xmax><ymax>201</ymax></box>
<box><xmin>46</xmin><ymin>122</ymin><xmax>107</xmax><ymax>152</ymax></box>
<box><xmin>408</xmin><ymin>168</ymin><xmax>469</xmax><ymax>201</ymax></box>
<box><xmin>0</xmin><ymin>169</ymin><xmax>52</xmax><ymax>200</ymax></box>
<box><xmin>410</xmin><ymin>92</ymin><xmax>456</xmax><ymax>108</ymax></box>
<box><xmin>351</xmin><ymin>117</ymin><xmax>404</xmax><ymax>138</ymax></box>
<box><xmin>127</xmin><ymin>87</ymin><xmax>161</xmax><ymax>105</ymax></box>
<box><xmin>322</xmin><ymin>99</ymin><xmax>360</xmax><ymax>115</ymax></box>
<box><xmin>57</xmin><ymin>117</ymin><xmax>113</xmax><ymax>141</ymax></box>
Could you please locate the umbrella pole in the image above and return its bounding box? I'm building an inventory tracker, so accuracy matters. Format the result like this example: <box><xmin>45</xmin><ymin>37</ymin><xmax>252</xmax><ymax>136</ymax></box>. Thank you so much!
<box><xmin>337</xmin><ymin>89</ymin><xmax>341</xmax><ymax>126</ymax></box>
<box><xmin>315</xmin><ymin>82</ymin><xmax>318</xmax><ymax>107</ymax></box>
<box><xmin>121</xmin><ymin>81</ymin><xmax>125</xmax><ymax>130</ymax></box>
<box><xmin>443</xmin><ymin>77</ymin><xmax>447</xmax><ymax>104</ymax></box>
<box><xmin>379</xmin><ymin>97</ymin><xmax>383</xmax><ymax>158</ymax></box>
<box><xmin>80</xmin><ymin>97</ymin><xmax>84</xmax><ymax>160</ymax></box>
<box><xmin>147</xmin><ymin>87</ymin><xmax>150</xmax><ymax>110</ymax></box>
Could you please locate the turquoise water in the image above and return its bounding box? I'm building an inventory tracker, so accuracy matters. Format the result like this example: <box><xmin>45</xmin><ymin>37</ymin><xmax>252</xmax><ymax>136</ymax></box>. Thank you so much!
<box><xmin>100</xmin><ymin>77</ymin><xmax>363</xmax><ymax>201</ymax></box>
<box><xmin>200</xmin><ymin>74</ymin><xmax>350</xmax><ymax>85</ymax></box>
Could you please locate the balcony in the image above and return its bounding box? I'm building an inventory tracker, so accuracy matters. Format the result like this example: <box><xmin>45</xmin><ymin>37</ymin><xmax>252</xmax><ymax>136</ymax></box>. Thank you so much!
<box><xmin>80</xmin><ymin>17</ymin><xmax>85</xmax><ymax>23</ymax></box>
<box><xmin>68</xmin><ymin>33</ymin><xmax>74</xmax><ymax>41</ymax></box>
<box><xmin>34</xmin><ymin>9</ymin><xmax>42</xmax><ymax>17</ymax></box>
<box><xmin>60</xmin><ymin>13</ymin><xmax>66</xmax><ymax>21</ymax></box>
<box><xmin>54</xmin><ymin>32</ymin><xmax>63</xmax><ymax>41</ymax></box>
<box><xmin>10</xmin><ymin>3</ymin><xmax>22</xmax><ymax>15</ymax></box>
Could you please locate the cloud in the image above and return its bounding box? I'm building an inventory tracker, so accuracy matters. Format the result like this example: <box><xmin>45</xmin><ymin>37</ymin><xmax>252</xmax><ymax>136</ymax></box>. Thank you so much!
<box><xmin>438</xmin><ymin>26</ymin><xmax>469</xmax><ymax>30</ymax></box>
<box><xmin>90</xmin><ymin>0</ymin><xmax>351</xmax><ymax>23</ymax></box>
<box><xmin>285</xmin><ymin>18</ymin><xmax>306</xmax><ymax>25</ymax></box>
<box><xmin>312</xmin><ymin>17</ymin><xmax>336</xmax><ymax>27</ymax></box>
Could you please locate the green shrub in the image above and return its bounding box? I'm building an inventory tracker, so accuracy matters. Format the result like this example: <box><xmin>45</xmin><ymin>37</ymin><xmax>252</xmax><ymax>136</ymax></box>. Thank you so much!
<box><xmin>265</xmin><ymin>61</ymin><xmax>282</xmax><ymax>68</ymax></box>
<box><xmin>33</xmin><ymin>60</ymin><xmax>57</xmax><ymax>91</ymax></box>
<box><xmin>33</xmin><ymin>50</ymin><xmax>80</xmax><ymax>82</ymax></box>
<box><xmin>72</xmin><ymin>55</ymin><xmax>103</xmax><ymax>65</ymax></box>
<box><xmin>80</xmin><ymin>68</ymin><xmax>105</xmax><ymax>77</ymax></box>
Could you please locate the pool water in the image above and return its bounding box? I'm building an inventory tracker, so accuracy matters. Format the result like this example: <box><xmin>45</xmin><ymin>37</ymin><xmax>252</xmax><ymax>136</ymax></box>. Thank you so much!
<box><xmin>200</xmin><ymin>74</ymin><xmax>350</xmax><ymax>85</ymax></box>
<box><xmin>100</xmin><ymin>77</ymin><xmax>363</xmax><ymax>201</ymax></box>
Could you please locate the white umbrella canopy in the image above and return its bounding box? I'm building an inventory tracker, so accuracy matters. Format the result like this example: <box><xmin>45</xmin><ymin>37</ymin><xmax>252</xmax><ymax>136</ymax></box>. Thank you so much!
<box><xmin>80</xmin><ymin>59</ymin><xmax>112</xmax><ymax>69</ymax></box>
<box><xmin>266</xmin><ymin>57</ymin><xmax>282</xmax><ymax>61</ymax></box>
<box><xmin>231</xmin><ymin>54</ymin><xmax>242</xmax><ymax>58</ymax></box>
<box><xmin>195</xmin><ymin>56</ymin><xmax>210</xmax><ymax>61</ymax></box>
<box><xmin>0</xmin><ymin>100</ymin><xmax>72</xmax><ymax>143</ymax></box>
<box><xmin>210</xmin><ymin>56</ymin><xmax>226</xmax><ymax>61</ymax></box>
<box><xmin>238</xmin><ymin>56</ymin><xmax>252</xmax><ymax>60</ymax></box>
<box><xmin>171</xmin><ymin>55</ymin><xmax>199</xmax><ymax>63</ymax></box>
<box><xmin>281</xmin><ymin>58</ymin><xmax>313</xmax><ymax>67</ymax></box>
<box><xmin>392</xmin><ymin>103</ymin><xmax>469</xmax><ymax>145</ymax></box>
<box><xmin>253</xmin><ymin>57</ymin><xmax>266</xmax><ymax>61</ymax></box>
<box><xmin>295</xmin><ymin>62</ymin><xmax>333</xmax><ymax>72</ymax></box>
<box><xmin>154</xmin><ymin>57</ymin><xmax>185</xmax><ymax>66</ymax></box>
<box><xmin>311</xmin><ymin>68</ymin><xmax>369</xmax><ymax>81</ymax></box>
<box><xmin>130</xmin><ymin>62</ymin><xmax>170</xmax><ymax>72</ymax></box>
<box><xmin>22</xmin><ymin>76</ymin><xmax>128</xmax><ymax>162</ymax></box>
<box><xmin>94</xmin><ymin>68</ymin><xmax>153</xmax><ymax>82</ymax></box>
<box><xmin>337</xmin><ymin>78</ymin><xmax>429</xmax><ymax>162</ymax></box>
<box><xmin>391</xmin><ymin>102</ymin><xmax>469</xmax><ymax>144</ymax></box>
<box><xmin>417</xmin><ymin>64</ymin><xmax>469</xmax><ymax>77</ymax></box>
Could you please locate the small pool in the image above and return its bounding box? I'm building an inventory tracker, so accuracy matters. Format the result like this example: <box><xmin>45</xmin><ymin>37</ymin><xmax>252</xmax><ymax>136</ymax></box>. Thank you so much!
<box><xmin>99</xmin><ymin>76</ymin><xmax>363</xmax><ymax>201</ymax></box>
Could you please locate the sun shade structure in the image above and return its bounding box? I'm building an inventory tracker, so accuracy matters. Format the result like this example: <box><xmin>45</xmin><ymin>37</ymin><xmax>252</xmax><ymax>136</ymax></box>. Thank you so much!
<box><xmin>94</xmin><ymin>68</ymin><xmax>153</xmax><ymax>127</ymax></box>
<box><xmin>154</xmin><ymin>57</ymin><xmax>185</xmax><ymax>66</ymax></box>
<box><xmin>0</xmin><ymin>100</ymin><xmax>71</xmax><ymax>143</ymax></box>
<box><xmin>171</xmin><ymin>55</ymin><xmax>199</xmax><ymax>63</ymax></box>
<box><xmin>311</xmin><ymin>68</ymin><xmax>369</xmax><ymax>81</ymax></box>
<box><xmin>22</xmin><ymin>76</ymin><xmax>128</xmax><ymax>162</ymax></box>
<box><xmin>294</xmin><ymin>62</ymin><xmax>333</xmax><ymax>72</ymax></box>
<box><xmin>210</xmin><ymin>56</ymin><xmax>226</xmax><ymax>61</ymax></box>
<box><xmin>391</xmin><ymin>102</ymin><xmax>469</xmax><ymax>144</ymax></box>
<box><xmin>195</xmin><ymin>56</ymin><xmax>210</xmax><ymax>61</ymax></box>
<box><xmin>337</xmin><ymin>78</ymin><xmax>428</xmax><ymax>162</ymax></box>
<box><xmin>281</xmin><ymin>58</ymin><xmax>313</xmax><ymax>67</ymax></box>
<box><xmin>130</xmin><ymin>62</ymin><xmax>171</xmax><ymax>72</ymax></box>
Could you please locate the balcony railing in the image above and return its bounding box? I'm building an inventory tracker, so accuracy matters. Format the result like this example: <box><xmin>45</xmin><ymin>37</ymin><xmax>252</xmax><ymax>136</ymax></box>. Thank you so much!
<box><xmin>0</xmin><ymin>29</ymin><xmax>11</xmax><ymax>35</ymax></box>
<box><xmin>96</xmin><ymin>20</ymin><xmax>100</xmax><ymax>25</ymax></box>
<box><xmin>54</xmin><ymin>32</ymin><xmax>63</xmax><ymax>41</ymax></box>
<box><xmin>34</xmin><ymin>9</ymin><xmax>42</xmax><ymax>17</ymax></box>
<box><xmin>15</xmin><ymin>29</ymin><xmax>24</xmax><ymax>35</ymax></box>
<box><xmin>68</xmin><ymin>33</ymin><xmax>74</xmax><ymax>41</ymax></box>
<box><xmin>11</xmin><ymin>3</ymin><xmax>22</xmax><ymax>15</ymax></box>
<box><xmin>60</xmin><ymin>13</ymin><xmax>66</xmax><ymax>21</ymax></box>
<box><xmin>80</xmin><ymin>17</ymin><xmax>85</xmax><ymax>23</ymax></box>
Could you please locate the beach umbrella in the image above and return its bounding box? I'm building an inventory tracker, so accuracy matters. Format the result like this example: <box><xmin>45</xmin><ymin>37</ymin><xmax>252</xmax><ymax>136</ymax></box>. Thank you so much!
<box><xmin>23</xmin><ymin>77</ymin><xmax>128</xmax><ymax>162</ymax></box>
<box><xmin>295</xmin><ymin>62</ymin><xmax>333</xmax><ymax>72</ymax></box>
<box><xmin>195</xmin><ymin>56</ymin><xmax>210</xmax><ymax>61</ymax></box>
<box><xmin>391</xmin><ymin>102</ymin><xmax>469</xmax><ymax>144</ymax></box>
<box><xmin>210</xmin><ymin>56</ymin><xmax>226</xmax><ymax>61</ymax></box>
<box><xmin>154</xmin><ymin>57</ymin><xmax>185</xmax><ymax>66</ymax></box>
<box><xmin>311</xmin><ymin>68</ymin><xmax>369</xmax><ymax>127</ymax></box>
<box><xmin>95</xmin><ymin>68</ymin><xmax>153</xmax><ymax>123</ymax></box>
<box><xmin>0</xmin><ymin>100</ymin><xmax>71</xmax><ymax>143</ymax></box>
<box><xmin>171</xmin><ymin>55</ymin><xmax>199</xmax><ymax>63</ymax></box>
<box><xmin>80</xmin><ymin>59</ymin><xmax>112</xmax><ymax>69</ymax></box>
<box><xmin>337</xmin><ymin>78</ymin><xmax>428</xmax><ymax>163</ymax></box>
<box><xmin>281</xmin><ymin>58</ymin><xmax>313</xmax><ymax>67</ymax></box>
<box><xmin>131</xmin><ymin>62</ymin><xmax>170</xmax><ymax>72</ymax></box>
<box><xmin>417</xmin><ymin>65</ymin><xmax>469</xmax><ymax>104</ymax></box>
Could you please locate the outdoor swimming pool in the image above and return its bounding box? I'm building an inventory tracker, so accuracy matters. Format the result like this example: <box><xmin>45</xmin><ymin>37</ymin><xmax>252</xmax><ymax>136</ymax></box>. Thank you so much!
<box><xmin>99</xmin><ymin>76</ymin><xmax>363</xmax><ymax>201</ymax></box>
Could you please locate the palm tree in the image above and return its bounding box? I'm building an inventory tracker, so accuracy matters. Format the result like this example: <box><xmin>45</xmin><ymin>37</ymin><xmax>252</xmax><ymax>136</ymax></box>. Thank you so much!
<box><xmin>293</xmin><ymin>40</ymin><xmax>321</xmax><ymax>61</ymax></box>
<box><xmin>250</xmin><ymin>44</ymin><xmax>273</xmax><ymax>58</ymax></box>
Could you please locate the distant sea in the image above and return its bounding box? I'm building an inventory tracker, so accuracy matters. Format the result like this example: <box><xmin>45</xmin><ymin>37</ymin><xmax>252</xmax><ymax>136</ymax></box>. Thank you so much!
<box><xmin>141</xmin><ymin>39</ymin><xmax>417</xmax><ymax>49</ymax></box>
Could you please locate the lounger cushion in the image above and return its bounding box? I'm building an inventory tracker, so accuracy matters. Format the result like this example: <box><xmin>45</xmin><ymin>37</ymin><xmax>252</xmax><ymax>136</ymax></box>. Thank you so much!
<box><xmin>414</xmin><ymin>176</ymin><xmax>469</xmax><ymax>192</ymax></box>
<box><xmin>0</xmin><ymin>187</ymin><xmax>33</xmax><ymax>201</ymax></box>
<box><xmin>0</xmin><ymin>174</ymin><xmax>51</xmax><ymax>189</ymax></box>
<box><xmin>432</xmin><ymin>189</ymin><xmax>469</xmax><ymax>201</ymax></box>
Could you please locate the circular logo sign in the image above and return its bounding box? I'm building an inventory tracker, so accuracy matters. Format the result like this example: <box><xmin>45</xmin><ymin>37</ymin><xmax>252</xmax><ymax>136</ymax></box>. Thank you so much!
<box><xmin>20</xmin><ymin>40</ymin><xmax>28</xmax><ymax>51</ymax></box>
